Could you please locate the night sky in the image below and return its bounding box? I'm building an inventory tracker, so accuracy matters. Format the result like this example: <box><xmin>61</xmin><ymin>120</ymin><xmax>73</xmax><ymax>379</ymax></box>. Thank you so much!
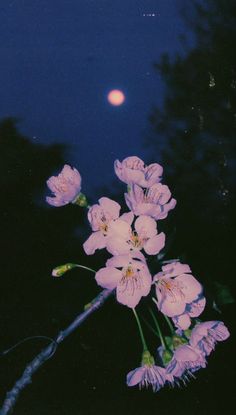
<box><xmin>0</xmin><ymin>0</ymin><xmax>194</xmax><ymax>195</ymax></box>
<box><xmin>1</xmin><ymin>2</ymin><xmax>235</xmax><ymax>414</ymax></box>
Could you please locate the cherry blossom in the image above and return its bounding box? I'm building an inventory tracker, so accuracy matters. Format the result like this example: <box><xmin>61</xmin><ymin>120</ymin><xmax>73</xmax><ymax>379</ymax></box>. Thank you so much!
<box><xmin>125</xmin><ymin>183</ymin><xmax>176</xmax><ymax>220</ymax></box>
<box><xmin>106</xmin><ymin>214</ymin><xmax>165</xmax><ymax>257</ymax></box>
<box><xmin>127</xmin><ymin>350</ymin><xmax>172</xmax><ymax>392</ymax></box>
<box><xmin>166</xmin><ymin>344</ymin><xmax>207</xmax><ymax>378</ymax></box>
<box><xmin>83</xmin><ymin>197</ymin><xmax>131</xmax><ymax>255</ymax></box>
<box><xmin>190</xmin><ymin>321</ymin><xmax>230</xmax><ymax>356</ymax></box>
<box><xmin>114</xmin><ymin>156</ymin><xmax>163</xmax><ymax>188</ymax></box>
<box><xmin>172</xmin><ymin>297</ymin><xmax>206</xmax><ymax>330</ymax></box>
<box><xmin>127</xmin><ymin>364</ymin><xmax>169</xmax><ymax>392</ymax></box>
<box><xmin>46</xmin><ymin>165</ymin><xmax>82</xmax><ymax>207</ymax></box>
<box><xmin>154</xmin><ymin>262</ymin><xmax>204</xmax><ymax>326</ymax></box>
<box><xmin>95</xmin><ymin>254</ymin><xmax>152</xmax><ymax>308</ymax></box>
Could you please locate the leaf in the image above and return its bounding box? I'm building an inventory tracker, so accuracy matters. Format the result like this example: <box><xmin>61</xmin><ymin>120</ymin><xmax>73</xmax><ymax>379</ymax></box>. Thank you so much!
<box><xmin>213</xmin><ymin>281</ymin><xmax>235</xmax><ymax>306</ymax></box>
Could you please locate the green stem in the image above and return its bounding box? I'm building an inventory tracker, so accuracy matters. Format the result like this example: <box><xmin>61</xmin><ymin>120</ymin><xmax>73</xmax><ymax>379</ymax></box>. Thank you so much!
<box><xmin>163</xmin><ymin>314</ymin><xmax>175</xmax><ymax>334</ymax></box>
<box><xmin>148</xmin><ymin>308</ymin><xmax>167</xmax><ymax>349</ymax></box>
<box><xmin>132</xmin><ymin>309</ymin><xmax>148</xmax><ymax>351</ymax></box>
<box><xmin>141</xmin><ymin>316</ymin><xmax>160</xmax><ymax>338</ymax></box>
<box><xmin>75</xmin><ymin>264</ymin><xmax>96</xmax><ymax>274</ymax></box>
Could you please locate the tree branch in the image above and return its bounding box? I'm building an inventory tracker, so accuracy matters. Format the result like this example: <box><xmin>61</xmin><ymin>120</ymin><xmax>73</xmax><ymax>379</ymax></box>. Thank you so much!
<box><xmin>0</xmin><ymin>288</ymin><xmax>113</xmax><ymax>415</ymax></box>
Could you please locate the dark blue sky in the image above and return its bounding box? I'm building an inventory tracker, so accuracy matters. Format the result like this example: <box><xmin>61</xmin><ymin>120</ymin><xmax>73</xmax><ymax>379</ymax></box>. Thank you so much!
<box><xmin>0</xmin><ymin>0</ymin><xmax>194</xmax><ymax>196</ymax></box>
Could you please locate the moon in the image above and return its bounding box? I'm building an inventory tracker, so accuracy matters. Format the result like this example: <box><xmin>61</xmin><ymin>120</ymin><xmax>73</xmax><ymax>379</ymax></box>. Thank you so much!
<box><xmin>107</xmin><ymin>89</ymin><xmax>125</xmax><ymax>106</ymax></box>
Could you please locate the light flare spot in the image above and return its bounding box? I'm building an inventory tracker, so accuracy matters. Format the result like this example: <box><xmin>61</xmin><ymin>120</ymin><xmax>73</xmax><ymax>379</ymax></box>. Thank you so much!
<box><xmin>107</xmin><ymin>89</ymin><xmax>125</xmax><ymax>106</ymax></box>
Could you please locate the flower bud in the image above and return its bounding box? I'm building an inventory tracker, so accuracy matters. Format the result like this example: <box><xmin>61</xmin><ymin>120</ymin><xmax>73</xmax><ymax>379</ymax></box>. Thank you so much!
<box><xmin>161</xmin><ymin>349</ymin><xmax>173</xmax><ymax>365</ymax></box>
<box><xmin>141</xmin><ymin>350</ymin><xmax>155</xmax><ymax>366</ymax></box>
<box><xmin>172</xmin><ymin>334</ymin><xmax>188</xmax><ymax>349</ymax></box>
<box><xmin>52</xmin><ymin>263</ymin><xmax>77</xmax><ymax>277</ymax></box>
<box><xmin>72</xmin><ymin>192</ymin><xmax>88</xmax><ymax>207</ymax></box>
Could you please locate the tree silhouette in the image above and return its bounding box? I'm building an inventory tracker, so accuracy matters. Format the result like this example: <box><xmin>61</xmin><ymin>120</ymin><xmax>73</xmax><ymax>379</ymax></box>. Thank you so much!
<box><xmin>148</xmin><ymin>0</ymin><xmax>236</xmax><ymax>292</ymax></box>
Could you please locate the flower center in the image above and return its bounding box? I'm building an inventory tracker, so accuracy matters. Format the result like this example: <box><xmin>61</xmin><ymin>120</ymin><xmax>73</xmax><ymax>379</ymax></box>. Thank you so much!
<box><xmin>97</xmin><ymin>214</ymin><xmax>109</xmax><ymax>235</ymax></box>
<box><xmin>158</xmin><ymin>278</ymin><xmax>185</xmax><ymax>302</ymax></box>
<box><xmin>124</xmin><ymin>265</ymin><xmax>135</xmax><ymax>278</ymax></box>
<box><xmin>130</xmin><ymin>231</ymin><xmax>144</xmax><ymax>249</ymax></box>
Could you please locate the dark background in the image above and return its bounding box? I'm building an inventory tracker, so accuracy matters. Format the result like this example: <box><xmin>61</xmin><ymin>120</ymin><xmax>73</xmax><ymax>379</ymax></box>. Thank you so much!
<box><xmin>0</xmin><ymin>1</ymin><xmax>235</xmax><ymax>414</ymax></box>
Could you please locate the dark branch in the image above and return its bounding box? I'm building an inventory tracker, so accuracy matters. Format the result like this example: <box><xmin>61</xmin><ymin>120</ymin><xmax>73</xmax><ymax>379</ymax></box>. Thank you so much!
<box><xmin>0</xmin><ymin>289</ymin><xmax>113</xmax><ymax>415</ymax></box>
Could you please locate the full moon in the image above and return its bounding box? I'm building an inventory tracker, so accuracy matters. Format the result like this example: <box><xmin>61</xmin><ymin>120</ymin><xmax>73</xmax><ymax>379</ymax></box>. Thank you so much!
<box><xmin>107</xmin><ymin>89</ymin><xmax>125</xmax><ymax>106</ymax></box>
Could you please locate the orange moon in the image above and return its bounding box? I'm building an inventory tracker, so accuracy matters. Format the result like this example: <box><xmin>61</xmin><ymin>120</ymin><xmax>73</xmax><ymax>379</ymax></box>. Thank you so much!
<box><xmin>107</xmin><ymin>89</ymin><xmax>125</xmax><ymax>106</ymax></box>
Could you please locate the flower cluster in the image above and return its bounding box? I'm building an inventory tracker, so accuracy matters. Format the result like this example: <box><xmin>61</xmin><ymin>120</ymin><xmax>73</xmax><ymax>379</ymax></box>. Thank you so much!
<box><xmin>83</xmin><ymin>156</ymin><xmax>172</xmax><ymax>308</ymax></box>
<box><xmin>46</xmin><ymin>156</ymin><xmax>230</xmax><ymax>394</ymax></box>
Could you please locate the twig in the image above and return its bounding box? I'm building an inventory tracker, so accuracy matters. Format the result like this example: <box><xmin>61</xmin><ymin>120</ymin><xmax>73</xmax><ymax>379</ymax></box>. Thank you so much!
<box><xmin>0</xmin><ymin>288</ymin><xmax>113</xmax><ymax>415</ymax></box>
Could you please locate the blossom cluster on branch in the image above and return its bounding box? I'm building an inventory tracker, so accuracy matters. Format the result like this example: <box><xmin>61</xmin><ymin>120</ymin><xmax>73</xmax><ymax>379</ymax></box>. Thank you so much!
<box><xmin>47</xmin><ymin>156</ymin><xmax>229</xmax><ymax>393</ymax></box>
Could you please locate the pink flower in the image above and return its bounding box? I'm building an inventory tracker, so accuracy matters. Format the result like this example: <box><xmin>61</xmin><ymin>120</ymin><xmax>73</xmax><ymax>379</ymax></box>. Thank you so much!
<box><xmin>46</xmin><ymin>165</ymin><xmax>82</xmax><ymax>207</ymax></box>
<box><xmin>83</xmin><ymin>197</ymin><xmax>124</xmax><ymax>255</ymax></box>
<box><xmin>154</xmin><ymin>262</ymin><xmax>204</xmax><ymax>324</ymax></box>
<box><xmin>166</xmin><ymin>344</ymin><xmax>207</xmax><ymax>378</ymax></box>
<box><xmin>127</xmin><ymin>364</ymin><xmax>168</xmax><ymax>392</ymax></box>
<box><xmin>125</xmin><ymin>183</ymin><xmax>176</xmax><ymax>220</ymax></box>
<box><xmin>114</xmin><ymin>156</ymin><xmax>163</xmax><ymax>188</ymax></box>
<box><xmin>127</xmin><ymin>350</ymin><xmax>172</xmax><ymax>392</ymax></box>
<box><xmin>172</xmin><ymin>297</ymin><xmax>206</xmax><ymax>330</ymax></box>
<box><xmin>106</xmin><ymin>215</ymin><xmax>165</xmax><ymax>257</ymax></box>
<box><xmin>190</xmin><ymin>321</ymin><xmax>230</xmax><ymax>356</ymax></box>
<box><xmin>95</xmin><ymin>254</ymin><xmax>152</xmax><ymax>308</ymax></box>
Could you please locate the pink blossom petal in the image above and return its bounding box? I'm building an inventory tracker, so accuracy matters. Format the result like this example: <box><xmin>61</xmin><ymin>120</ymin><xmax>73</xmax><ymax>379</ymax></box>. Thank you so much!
<box><xmin>175</xmin><ymin>274</ymin><xmax>202</xmax><ymax>303</ymax></box>
<box><xmin>116</xmin><ymin>279</ymin><xmax>142</xmax><ymax>308</ymax></box>
<box><xmin>108</xmin><ymin>219</ymin><xmax>131</xmax><ymax>239</ymax></box>
<box><xmin>144</xmin><ymin>163</ymin><xmax>163</xmax><ymax>184</ymax></box>
<box><xmin>119</xmin><ymin>212</ymin><xmax>134</xmax><ymax>225</ymax></box>
<box><xmin>106</xmin><ymin>236</ymin><xmax>130</xmax><ymax>256</ymax></box>
<box><xmin>83</xmin><ymin>231</ymin><xmax>106</xmax><ymax>255</ymax></box>
<box><xmin>134</xmin><ymin>215</ymin><xmax>157</xmax><ymax>238</ymax></box>
<box><xmin>61</xmin><ymin>165</ymin><xmax>81</xmax><ymax>186</ymax></box>
<box><xmin>46</xmin><ymin>177</ymin><xmax>59</xmax><ymax>193</ymax></box>
<box><xmin>126</xmin><ymin>367</ymin><xmax>146</xmax><ymax>386</ymax></box>
<box><xmin>144</xmin><ymin>232</ymin><xmax>165</xmax><ymax>255</ymax></box>
<box><xmin>46</xmin><ymin>196</ymin><xmax>68</xmax><ymax>207</ymax></box>
<box><xmin>159</xmin><ymin>297</ymin><xmax>186</xmax><ymax>317</ymax></box>
<box><xmin>106</xmin><ymin>254</ymin><xmax>132</xmax><ymax>268</ymax></box>
<box><xmin>162</xmin><ymin>262</ymin><xmax>191</xmax><ymax>276</ymax></box>
<box><xmin>173</xmin><ymin>314</ymin><xmax>191</xmax><ymax>330</ymax></box>
<box><xmin>175</xmin><ymin>345</ymin><xmax>200</xmax><ymax>362</ymax></box>
<box><xmin>95</xmin><ymin>267</ymin><xmax>121</xmax><ymax>290</ymax></box>
<box><xmin>116</xmin><ymin>267</ymin><xmax>151</xmax><ymax>308</ymax></box>
<box><xmin>99</xmin><ymin>197</ymin><xmax>121</xmax><ymax>219</ymax></box>
<box><xmin>188</xmin><ymin>297</ymin><xmax>206</xmax><ymax>317</ymax></box>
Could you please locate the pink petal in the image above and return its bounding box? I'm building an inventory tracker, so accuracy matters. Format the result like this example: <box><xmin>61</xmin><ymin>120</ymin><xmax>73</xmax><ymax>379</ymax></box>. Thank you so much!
<box><xmin>175</xmin><ymin>345</ymin><xmax>200</xmax><ymax>362</ymax></box>
<box><xmin>106</xmin><ymin>236</ymin><xmax>130</xmax><ymax>256</ymax></box>
<box><xmin>188</xmin><ymin>297</ymin><xmax>206</xmax><ymax>317</ymax></box>
<box><xmin>144</xmin><ymin>232</ymin><xmax>165</xmax><ymax>255</ymax></box>
<box><xmin>173</xmin><ymin>314</ymin><xmax>191</xmax><ymax>330</ymax></box>
<box><xmin>61</xmin><ymin>165</ymin><xmax>81</xmax><ymax>186</ymax></box>
<box><xmin>119</xmin><ymin>212</ymin><xmax>134</xmax><ymax>225</ymax></box>
<box><xmin>116</xmin><ymin>279</ymin><xmax>143</xmax><ymax>308</ymax></box>
<box><xmin>83</xmin><ymin>231</ymin><xmax>106</xmax><ymax>255</ymax></box>
<box><xmin>108</xmin><ymin>219</ymin><xmax>131</xmax><ymax>239</ymax></box>
<box><xmin>176</xmin><ymin>274</ymin><xmax>202</xmax><ymax>303</ymax></box>
<box><xmin>117</xmin><ymin>268</ymin><xmax>151</xmax><ymax>308</ymax></box>
<box><xmin>134</xmin><ymin>215</ymin><xmax>157</xmax><ymax>238</ymax></box>
<box><xmin>162</xmin><ymin>262</ymin><xmax>191</xmax><ymax>276</ymax></box>
<box><xmin>159</xmin><ymin>297</ymin><xmax>186</xmax><ymax>317</ymax></box>
<box><xmin>95</xmin><ymin>267</ymin><xmax>121</xmax><ymax>290</ymax></box>
<box><xmin>46</xmin><ymin>196</ymin><xmax>67</xmax><ymax>207</ymax></box>
<box><xmin>144</xmin><ymin>163</ymin><xmax>163</xmax><ymax>185</ymax></box>
<box><xmin>124</xmin><ymin>169</ymin><xmax>145</xmax><ymax>185</ymax></box>
<box><xmin>127</xmin><ymin>367</ymin><xmax>145</xmax><ymax>386</ymax></box>
<box><xmin>106</xmin><ymin>254</ymin><xmax>132</xmax><ymax>268</ymax></box>
<box><xmin>99</xmin><ymin>197</ymin><xmax>121</xmax><ymax>220</ymax></box>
